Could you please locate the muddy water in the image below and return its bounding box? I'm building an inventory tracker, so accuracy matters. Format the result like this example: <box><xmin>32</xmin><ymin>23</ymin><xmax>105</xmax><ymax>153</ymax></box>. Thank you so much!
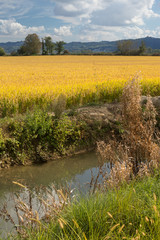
<box><xmin>0</xmin><ymin>152</ymin><xmax>109</xmax><ymax>238</ymax></box>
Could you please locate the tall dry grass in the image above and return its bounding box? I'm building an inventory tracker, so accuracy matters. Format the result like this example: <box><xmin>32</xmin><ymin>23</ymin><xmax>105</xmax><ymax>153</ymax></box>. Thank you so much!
<box><xmin>98</xmin><ymin>76</ymin><xmax>160</xmax><ymax>187</ymax></box>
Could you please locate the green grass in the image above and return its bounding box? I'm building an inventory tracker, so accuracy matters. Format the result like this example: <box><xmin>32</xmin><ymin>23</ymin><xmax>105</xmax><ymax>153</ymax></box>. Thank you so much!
<box><xmin>13</xmin><ymin>172</ymin><xmax>160</xmax><ymax>240</ymax></box>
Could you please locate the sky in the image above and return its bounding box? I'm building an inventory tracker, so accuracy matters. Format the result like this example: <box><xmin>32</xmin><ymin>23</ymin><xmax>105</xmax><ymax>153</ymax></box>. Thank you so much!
<box><xmin>0</xmin><ymin>0</ymin><xmax>160</xmax><ymax>42</ymax></box>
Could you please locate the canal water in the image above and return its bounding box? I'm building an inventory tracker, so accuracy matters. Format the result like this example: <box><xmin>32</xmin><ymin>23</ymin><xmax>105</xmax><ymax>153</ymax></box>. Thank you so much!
<box><xmin>0</xmin><ymin>152</ymin><xmax>109</xmax><ymax>238</ymax></box>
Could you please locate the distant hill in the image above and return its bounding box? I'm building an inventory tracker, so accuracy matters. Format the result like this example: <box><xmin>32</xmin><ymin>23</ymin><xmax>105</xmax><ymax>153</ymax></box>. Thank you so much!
<box><xmin>65</xmin><ymin>37</ymin><xmax>160</xmax><ymax>53</ymax></box>
<box><xmin>0</xmin><ymin>41</ymin><xmax>24</xmax><ymax>54</ymax></box>
<box><xmin>65</xmin><ymin>41</ymin><xmax>118</xmax><ymax>53</ymax></box>
<box><xmin>0</xmin><ymin>37</ymin><xmax>160</xmax><ymax>54</ymax></box>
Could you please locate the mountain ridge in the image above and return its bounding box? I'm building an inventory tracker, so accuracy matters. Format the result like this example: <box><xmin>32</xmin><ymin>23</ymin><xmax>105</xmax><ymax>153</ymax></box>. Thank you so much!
<box><xmin>0</xmin><ymin>37</ymin><xmax>160</xmax><ymax>54</ymax></box>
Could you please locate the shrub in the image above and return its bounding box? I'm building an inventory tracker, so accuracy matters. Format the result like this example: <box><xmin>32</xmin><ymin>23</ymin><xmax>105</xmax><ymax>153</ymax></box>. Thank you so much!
<box><xmin>0</xmin><ymin>47</ymin><xmax>5</xmax><ymax>56</ymax></box>
<box><xmin>98</xmin><ymin>76</ymin><xmax>160</xmax><ymax>187</ymax></box>
<box><xmin>4</xmin><ymin>110</ymin><xmax>84</xmax><ymax>161</ymax></box>
<box><xmin>51</xmin><ymin>115</ymin><xmax>82</xmax><ymax>154</ymax></box>
<box><xmin>0</xmin><ymin>129</ymin><xmax>5</xmax><ymax>155</ymax></box>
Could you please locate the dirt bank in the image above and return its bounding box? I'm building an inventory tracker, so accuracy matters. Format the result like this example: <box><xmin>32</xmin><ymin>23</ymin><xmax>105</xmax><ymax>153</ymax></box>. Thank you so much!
<box><xmin>1</xmin><ymin>96</ymin><xmax>160</xmax><ymax>169</ymax></box>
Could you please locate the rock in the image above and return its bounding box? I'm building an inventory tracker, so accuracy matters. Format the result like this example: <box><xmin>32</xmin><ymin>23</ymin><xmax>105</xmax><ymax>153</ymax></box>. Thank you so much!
<box><xmin>141</xmin><ymin>96</ymin><xmax>160</xmax><ymax>114</ymax></box>
<box><xmin>152</xmin><ymin>97</ymin><xmax>160</xmax><ymax>112</ymax></box>
<box><xmin>75</xmin><ymin>104</ymin><xmax>122</xmax><ymax>129</ymax></box>
<box><xmin>90</xmin><ymin>113</ymin><xmax>105</xmax><ymax>116</ymax></box>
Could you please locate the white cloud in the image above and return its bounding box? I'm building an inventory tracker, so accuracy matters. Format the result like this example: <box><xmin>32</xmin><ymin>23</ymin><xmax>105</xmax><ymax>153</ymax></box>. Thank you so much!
<box><xmin>0</xmin><ymin>19</ymin><xmax>45</xmax><ymax>38</ymax></box>
<box><xmin>91</xmin><ymin>0</ymin><xmax>160</xmax><ymax>26</ymax></box>
<box><xmin>49</xmin><ymin>0</ymin><xmax>160</xmax><ymax>42</ymax></box>
<box><xmin>0</xmin><ymin>0</ymin><xmax>160</xmax><ymax>42</ymax></box>
<box><xmin>77</xmin><ymin>24</ymin><xmax>160</xmax><ymax>42</ymax></box>
<box><xmin>54</xmin><ymin>26</ymin><xmax>72</xmax><ymax>36</ymax></box>
<box><xmin>52</xmin><ymin>0</ymin><xmax>102</xmax><ymax>23</ymax></box>
<box><xmin>51</xmin><ymin>0</ymin><xmax>159</xmax><ymax>27</ymax></box>
<box><xmin>0</xmin><ymin>0</ymin><xmax>33</xmax><ymax>17</ymax></box>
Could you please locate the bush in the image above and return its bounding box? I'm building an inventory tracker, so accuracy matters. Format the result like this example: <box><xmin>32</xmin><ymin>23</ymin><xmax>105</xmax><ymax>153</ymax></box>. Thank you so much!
<box><xmin>8</xmin><ymin>110</ymin><xmax>53</xmax><ymax>161</ymax></box>
<box><xmin>52</xmin><ymin>115</ymin><xmax>82</xmax><ymax>154</ymax></box>
<box><xmin>0</xmin><ymin>47</ymin><xmax>6</xmax><ymax>56</ymax></box>
<box><xmin>4</xmin><ymin>110</ymin><xmax>85</xmax><ymax>162</ymax></box>
<box><xmin>0</xmin><ymin>129</ymin><xmax>5</xmax><ymax>155</ymax></box>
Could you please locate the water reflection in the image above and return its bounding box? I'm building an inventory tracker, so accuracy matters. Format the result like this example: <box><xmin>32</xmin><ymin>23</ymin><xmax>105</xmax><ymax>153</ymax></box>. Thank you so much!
<box><xmin>0</xmin><ymin>152</ymin><xmax>99</xmax><ymax>194</ymax></box>
<box><xmin>0</xmin><ymin>152</ymin><xmax>110</xmax><ymax>238</ymax></box>
<box><xmin>0</xmin><ymin>152</ymin><xmax>102</xmax><ymax>237</ymax></box>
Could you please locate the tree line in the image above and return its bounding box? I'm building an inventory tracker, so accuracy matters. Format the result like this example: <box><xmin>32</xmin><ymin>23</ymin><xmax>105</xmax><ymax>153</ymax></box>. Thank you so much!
<box><xmin>9</xmin><ymin>36</ymin><xmax>147</xmax><ymax>56</ymax></box>
<box><xmin>1</xmin><ymin>33</ymin><xmax>160</xmax><ymax>56</ymax></box>
<box><xmin>116</xmin><ymin>40</ymin><xmax>146</xmax><ymax>55</ymax></box>
<box><xmin>10</xmin><ymin>34</ymin><xmax>147</xmax><ymax>56</ymax></box>
<box><xmin>11</xmin><ymin>33</ymin><xmax>68</xmax><ymax>56</ymax></box>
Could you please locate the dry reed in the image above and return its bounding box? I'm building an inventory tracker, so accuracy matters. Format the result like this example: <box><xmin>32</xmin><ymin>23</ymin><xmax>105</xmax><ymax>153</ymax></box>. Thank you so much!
<box><xmin>98</xmin><ymin>75</ymin><xmax>160</xmax><ymax>187</ymax></box>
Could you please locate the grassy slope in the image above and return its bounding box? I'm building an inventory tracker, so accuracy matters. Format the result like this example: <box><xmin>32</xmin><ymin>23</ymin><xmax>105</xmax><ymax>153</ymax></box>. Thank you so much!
<box><xmin>17</xmin><ymin>172</ymin><xmax>160</xmax><ymax>240</ymax></box>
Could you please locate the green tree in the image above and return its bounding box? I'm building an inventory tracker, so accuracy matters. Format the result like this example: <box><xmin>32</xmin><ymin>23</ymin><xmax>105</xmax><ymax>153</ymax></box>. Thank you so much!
<box><xmin>117</xmin><ymin>40</ymin><xmax>137</xmax><ymax>55</ymax></box>
<box><xmin>0</xmin><ymin>47</ymin><xmax>6</xmax><ymax>56</ymax></box>
<box><xmin>17</xmin><ymin>45</ymin><xmax>27</xmax><ymax>56</ymax></box>
<box><xmin>10</xmin><ymin>50</ymin><xmax>18</xmax><ymax>56</ymax></box>
<box><xmin>55</xmin><ymin>41</ymin><xmax>66</xmax><ymax>55</ymax></box>
<box><xmin>23</xmin><ymin>33</ymin><xmax>41</xmax><ymax>55</ymax></box>
<box><xmin>139</xmin><ymin>41</ymin><xmax>146</xmax><ymax>55</ymax></box>
<box><xmin>44</xmin><ymin>36</ymin><xmax>55</xmax><ymax>55</ymax></box>
<box><xmin>63</xmin><ymin>49</ymin><xmax>70</xmax><ymax>55</ymax></box>
<box><xmin>42</xmin><ymin>38</ymin><xmax>46</xmax><ymax>55</ymax></box>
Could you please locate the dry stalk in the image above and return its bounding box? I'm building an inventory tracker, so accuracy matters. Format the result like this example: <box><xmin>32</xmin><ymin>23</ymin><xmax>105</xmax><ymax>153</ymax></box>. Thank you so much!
<box><xmin>98</xmin><ymin>75</ymin><xmax>160</xmax><ymax>187</ymax></box>
<box><xmin>0</xmin><ymin>183</ymin><xmax>72</xmax><ymax>238</ymax></box>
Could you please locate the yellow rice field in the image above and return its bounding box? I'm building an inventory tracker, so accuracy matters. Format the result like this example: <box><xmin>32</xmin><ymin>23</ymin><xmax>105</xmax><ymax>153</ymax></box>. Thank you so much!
<box><xmin>0</xmin><ymin>55</ymin><xmax>160</xmax><ymax>116</ymax></box>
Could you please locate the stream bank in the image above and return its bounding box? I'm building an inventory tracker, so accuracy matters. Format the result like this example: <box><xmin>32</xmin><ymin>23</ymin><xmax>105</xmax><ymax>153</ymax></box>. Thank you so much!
<box><xmin>1</xmin><ymin>96</ymin><xmax>160</xmax><ymax>169</ymax></box>
<box><xmin>0</xmin><ymin>103</ymin><xmax>121</xmax><ymax>169</ymax></box>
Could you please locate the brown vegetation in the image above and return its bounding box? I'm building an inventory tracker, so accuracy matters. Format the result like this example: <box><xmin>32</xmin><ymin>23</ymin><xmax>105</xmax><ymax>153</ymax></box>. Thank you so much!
<box><xmin>98</xmin><ymin>76</ymin><xmax>160</xmax><ymax>187</ymax></box>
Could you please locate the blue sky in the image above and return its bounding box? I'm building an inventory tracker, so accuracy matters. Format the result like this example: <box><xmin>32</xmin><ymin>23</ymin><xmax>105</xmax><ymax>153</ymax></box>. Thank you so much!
<box><xmin>0</xmin><ymin>0</ymin><xmax>160</xmax><ymax>42</ymax></box>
